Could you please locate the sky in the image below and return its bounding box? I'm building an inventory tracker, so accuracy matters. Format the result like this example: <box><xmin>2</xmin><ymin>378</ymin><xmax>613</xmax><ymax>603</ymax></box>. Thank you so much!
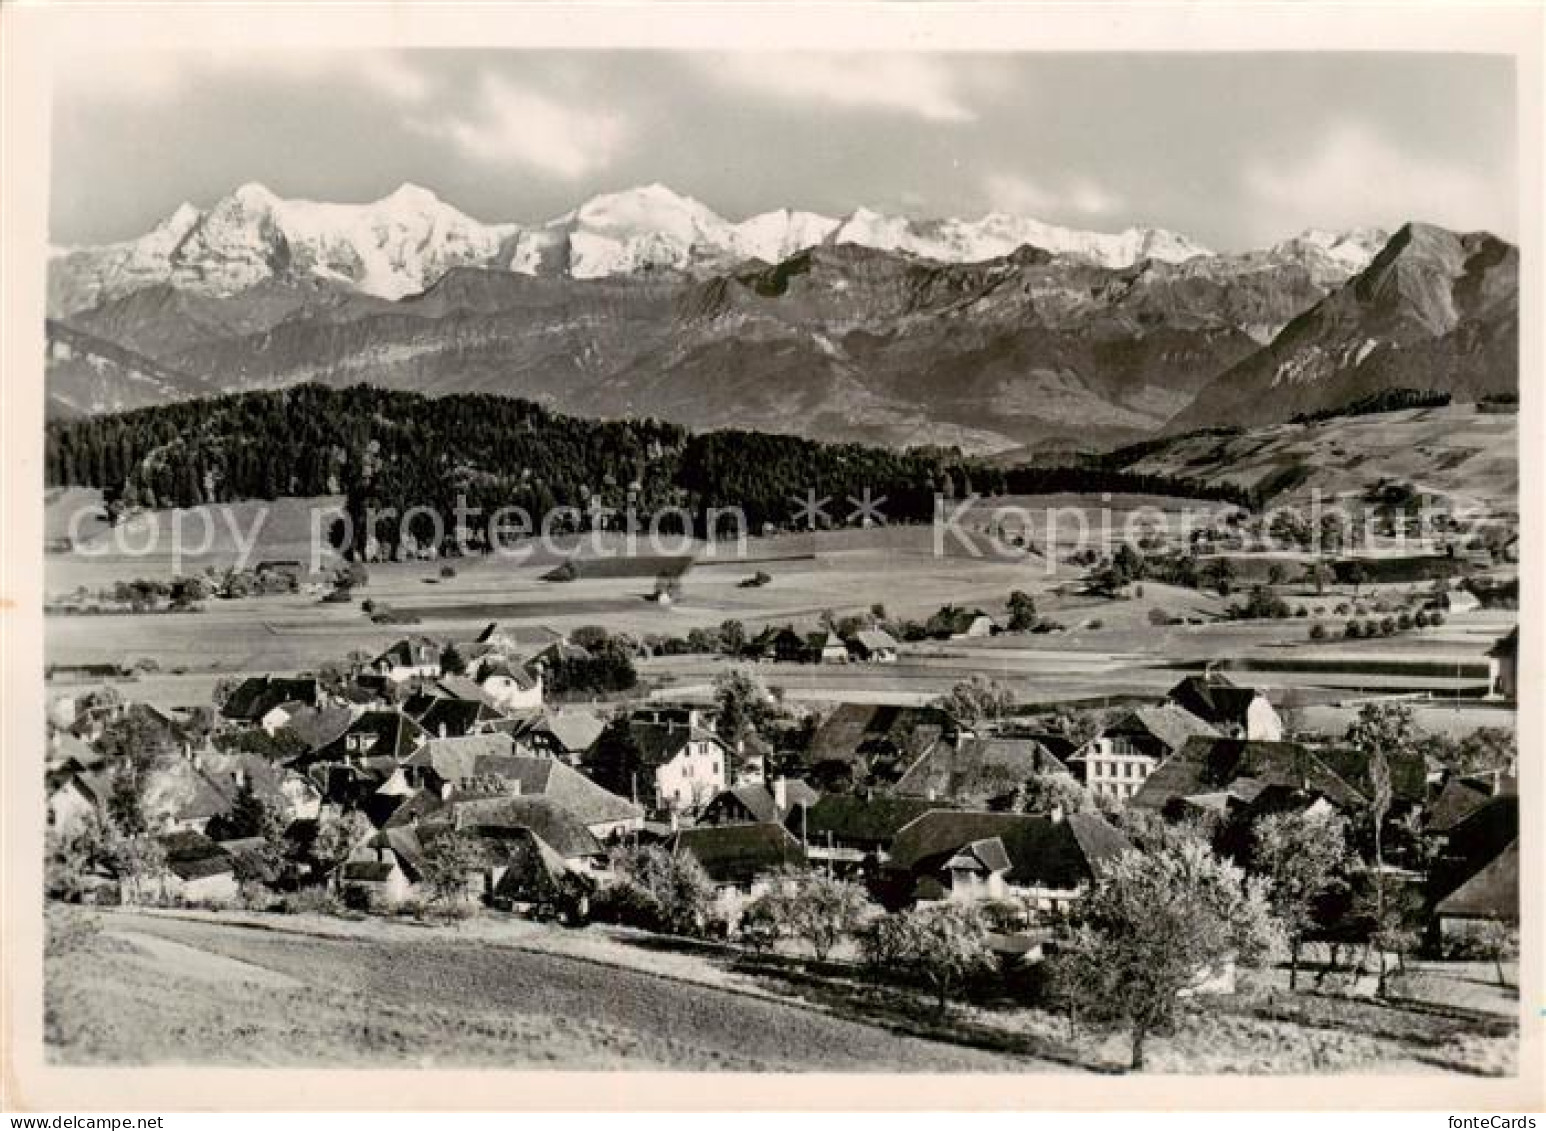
<box><xmin>50</xmin><ymin>50</ymin><xmax>1518</xmax><ymax>250</ymax></box>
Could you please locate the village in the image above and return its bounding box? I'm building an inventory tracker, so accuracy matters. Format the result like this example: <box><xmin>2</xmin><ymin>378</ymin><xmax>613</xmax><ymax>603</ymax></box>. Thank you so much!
<box><xmin>43</xmin><ymin>563</ymin><xmax>1522</xmax><ymax>1073</ymax></box>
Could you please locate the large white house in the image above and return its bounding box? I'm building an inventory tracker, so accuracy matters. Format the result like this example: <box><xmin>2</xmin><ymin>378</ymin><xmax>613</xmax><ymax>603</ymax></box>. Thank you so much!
<box><xmin>628</xmin><ymin>708</ymin><xmax>731</xmax><ymax>813</ymax></box>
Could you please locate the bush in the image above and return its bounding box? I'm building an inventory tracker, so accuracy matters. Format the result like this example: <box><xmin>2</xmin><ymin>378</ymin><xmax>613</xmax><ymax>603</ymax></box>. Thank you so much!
<box><xmin>1413</xmin><ymin>610</ymin><xmax>1430</xmax><ymax>628</ymax></box>
<box><xmin>1379</xmin><ymin>617</ymin><xmax>1397</xmax><ymax>636</ymax></box>
<box><xmin>1294</xmin><ymin>606</ymin><xmax>1309</xmax><ymax>618</ymax></box>
<box><xmin>1310</xmin><ymin>624</ymin><xmax>1329</xmax><ymax>641</ymax></box>
<box><xmin>340</xmin><ymin>885</ymin><xmax>376</xmax><ymax>913</ymax></box>
<box><xmin>278</xmin><ymin>887</ymin><xmax>341</xmax><ymax>916</ymax></box>
<box><xmin>1086</xmin><ymin>619</ymin><xmax>1103</xmax><ymax>631</ymax></box>
<box><xmin>1397</xmin><ymin>612</ymin><xmax>1414</xmax><ymax>631</ymax></box>
<box><xmin>1430</xmin><ymin>611</ymin><xmax>1446</xmax><ymax>626</ymax></box>
<box><xmin>1344</xmin><ymin>620</ymin><xmax>1363</xmax><ymax>639</ymax></box>
<box><xmin>440</xmin><ymin>565</ymin><xmax>457</xmax><ymax>579</ymax></box>
<box><xmin>1148</xmin><ymin>607</ymin><xmax>1173</xmax><ymax>627</ymax></box>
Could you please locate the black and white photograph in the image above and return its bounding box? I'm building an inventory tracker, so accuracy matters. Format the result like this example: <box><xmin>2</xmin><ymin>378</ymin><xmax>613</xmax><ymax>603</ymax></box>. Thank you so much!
<box><xmin>2</xmin><ymin>0</ymin><xmax>1540</xmax><ymax>1116</ymax></box>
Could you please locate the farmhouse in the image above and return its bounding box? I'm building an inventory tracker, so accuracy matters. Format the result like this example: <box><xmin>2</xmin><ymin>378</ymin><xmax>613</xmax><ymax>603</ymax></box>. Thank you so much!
<box><xmin>1130</xmin><ymin>736</ymin><xmax>1367</xmax><ymax>816</ymax></box>
<box><xmin>1166</xmin><ymin>671</ymin><xmax>1283</xmax><ymax>740</ymax></box>
<box><xmin>1488</xmin><ymin>628</ymin><xmax>1517</xmax><ymax>700</ymax></box>
<box><xmin>806</xmin><ymin>632</ymin><xmax>849</xmax><ymax>664</ymax></box>
<box><xmin>519</xmin><ymin>708</ymin><xmax>607</xmax><ymax>762</ymax></box>
<box><xmin>469</xmin><ymin>658</ymin><xmax>543</xmax><ymax>713</ymax></box>
<box><xmin>668</xmin><ymin>822</ymin><xmax>808</xmax><ymax>893</ymax></box>
<box><xmin>1073</xmin><ymin>704</ymin><xmax>1219</xmax><ymax>803</ymax></box>
<box><xmin>699</xmin><ymin>778</ymin><xmax>819</xmax><ymax>827</ymax></box>
<box><xmin>486</xmin><ymin>754</ymin><xmax>643</xmax><ymax>840</ymax></box>
<box><xmin>624</xmin><ymin>710</ymin><xmax>731</xmax><ymax>814</ymax></box>
<box><xmin>340</xmin><ymin>828</ymin><xmax>427</xmax><ymax>909</ymax></box>
<box><xmin>895</xmin><ymin>733</ymin><xmax>1071</xmax><ymax>804</ymax></box>
<box><xmin>220</xmin><ymin>676</ymin><xmax>320</xmax><ymax>725</ymax></box>
<box><xmin>791</xmin><ymin>794</ymin><xmax>954</xmax><ymax>871</ymax></box>
<box><xmin>1433</xmin><ymin>839</ymin><xmax>1518</xmax><ymax>945</ymax></box>
<box><xmin>47</xmin><ymin>770</ymin><xmax>113</xmax><ymax>837</ymax></box>
<box><xmin>882</xmin><ymin>809</ymin><xmax>1131</xmax><ymax>915</ymax></box>
<box><xmin>401</xmin><ymin>733</ymin><xmax>527</xmax><ymax>799</ymax></box>
<box><xmin>369</xmin><ymin>638</ymin><xmax>443</xmax><ymax>684</ymax></box>
<box><xmin>153</xmin><ymin>831</ymin><xmax>239</xmax><ymax>905</ymax></box>
<box><xmin>847</xmin><ymin>628</ymin><xmax>900</xmax><ymax>663</ymax></box>
<box><xmin>805</xmin><ymin>703</ymin><xmax>967</xmax><ymax>788</ymax></box>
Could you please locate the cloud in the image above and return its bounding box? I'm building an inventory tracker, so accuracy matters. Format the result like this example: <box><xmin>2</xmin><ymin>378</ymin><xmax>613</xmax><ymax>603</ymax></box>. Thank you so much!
<box><xmin>696</xmin><ymin>53</ymin><xmax>977</xmax><ymax>123</ymax></box>
<box><xmin>1243</xmin><ymin>121</ymin><xmax>1510</xmax><ymax>238</ymax></box>
<box><xmin>421</xmin><ymin>73</ymin><xmax>626</xmax><ymax>180</ymax></box>
<box><xmin>984</xmin><ymin>172</ymin><xmax>1125</xmax><ymax>218</ymax></box>
<box><xmin>57</xmin><ymin>50</ymin><xmax>436</xmax><ymax>107</ymax></box>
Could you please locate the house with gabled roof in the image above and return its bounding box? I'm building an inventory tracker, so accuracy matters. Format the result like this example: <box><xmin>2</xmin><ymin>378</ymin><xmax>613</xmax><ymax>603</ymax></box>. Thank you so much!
<box><xmin>405</xmin><ymin>692</ymin><xmax>508</xmax><ymax>740</ymax></box>
<box><xmin>369</xmin><ymin>638</ymin><xmax>443</xmax><ymax>684</ymax></box>
<box><xmin>1130</xmin><ymin>736</ymin><xmax>1366</xmax><ymax>816</ymax></box>
<box><xmin>401</xmin><ymin>733</ymin><xmax>523</xmax><ymax>798</ymax></box>
<box><xmin>519</xmin><ymin>708</ymin><xmax>607</xmax><ymax>763</ymax></box>
<box><xmin>478</xmin><ymin>754</ymin><xmax>642</xmax><ymax>840</ymax></box>
<box><xmin>847</xmin><ymin>628</ymin><xmax>900</xmax><ymax>664</ymax></box>
<box><xmin>699</xmin><ymin>778</ymin><xmax>819</xmax><ymax>828</ymax></box>
<box><xmin>1071</xmin><ymin>703</ymin><xmax>1220</xmax><ymax>803</ymax></box>
<box><xmin>153</xmin><ymin>830</ymin><xmax>239</xmax><ymax>904</ymax></box>
<box><xmin>668</xmin><ymin>822</ymin><xmax>808</xmax><ymax>893</ymax></box>
<box><xmin>805</xmin><ymin>703</ymin><xmax>966</xmax><ymax>790</ymax></box>
<box><xmin>623</xmin><ymin>712</ymin><xmax>731</xmax><ymax>814</ymax></box>
<box><xmin>1166</xmin><ymin>670</ymin><xmax>1282</xmax><ymax>740</ymax></box>
<box><xmin>790</xmin><ymin>794</ymin><xmax>955</xmax><ymax>871</ymax></box>
<box><xmin>340</xmin><ymin>826</ymin><xmax>427</xmax><ymax>908</ymax></box>
<box><xmin>1434</xmin><ymin>838</ymin><xmax>1517</xmax><ymax>943</ymax></box>
<box><xmin>882</xmin><ymin>809</ymin><xmax>1131</xmax><ymax>915</ymax></box>
<box><xmin>895</xmin><ymin>734</ymin><xmax>1069</xmax><ymax>805</ymax></box>
<box><xmin>471</xmin><ymin>657</ymin><xmax>543</xmax><ymax>714</ymax></box>
<box><xmin>47</xmin><ymin>770</ymin><xmax>114</xmax><ymax>838</ymax></box>
<box><xmin>220</xmin><ymin>676</ymin><xmax>321</xmax><ymax>725</ymax></box>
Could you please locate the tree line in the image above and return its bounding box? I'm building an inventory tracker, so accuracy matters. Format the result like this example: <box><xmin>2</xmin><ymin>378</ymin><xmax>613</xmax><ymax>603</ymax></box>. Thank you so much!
<box><xmin>47</xmin><ymin>383</ymin><xmax>1256</xmax><ymax>555</ymax></box>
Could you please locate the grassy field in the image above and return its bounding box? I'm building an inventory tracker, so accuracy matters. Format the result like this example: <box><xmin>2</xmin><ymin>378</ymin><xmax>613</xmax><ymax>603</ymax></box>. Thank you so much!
<box><xmin>46</xmin><ymin>908</ymin><xmax>1516</xmax><ymax>1076</ymax></box>
<box><xmin>1122</xmin><ymin>404</ymin><xmax>1518</xmax><ymax>515</ymax></box>
<box><xmin>47</xmin><ymin>909</ymin><xmax>1031</xmax><ymax>1072</ymax></box>
<box><xmin>43</xmin><ymin>489</ymin><xmax>1515</xmax><ymax>731</ymax></box>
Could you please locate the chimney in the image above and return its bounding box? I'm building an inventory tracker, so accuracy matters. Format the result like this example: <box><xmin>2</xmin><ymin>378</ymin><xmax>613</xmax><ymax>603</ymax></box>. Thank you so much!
<box><xmin>1050</xmin><ymin>803</ymin><xmax>1065</xmax><ymax>825</ymax></box>
<box><xmin>772</xmin><ymin>777</ymin><xmax>789</xmax><ymax>812</ymax></box>
<box><xmin>439</xmin><ymin>723</ymin><xmax>448</xmax><ymax>739</ymax></box>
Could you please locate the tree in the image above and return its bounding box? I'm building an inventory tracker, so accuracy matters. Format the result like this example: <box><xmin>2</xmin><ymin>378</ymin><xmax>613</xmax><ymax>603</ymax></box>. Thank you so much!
<box><xmin>1343</xmin><ymin>702</ymin><xmax>1412</xmax><ymax>997</ymax></box>
<box><xmin>937</xmin><ymin>675</ymin><xmax>1015</xmax><ymax>727</ymax></box>
<box><xmin>783</xmin><ymin>871</ymin><xmax>869</xmax><ymax>961</ymax></box>
<box><xmin>419</xmin><ymin>830</ymin><xmax>487</xmax><ymax>913</ymax></box>
<box><xmin>1251</xmin><ymin>809</ymin><xmax>1351</xmax><ymax>989</ymax></box>
<box><xmin>1048</xmin><ymin>840</ymin><xmax>1283</xmax><ymax>1070</ymax></box>
<box><xmin>1199</xmin><ymin>555</ymin><xmax>1236</xmax><ymax>597</ymax></box>
<box><xmin>1345</xmin><ymin>561</ymin><xmax>1368</xmax><ymax>599</ymax></box>
<box><xmin>1018</xmin><ymin>771</ymin><xmax>1095</xmax><ymax>817</ymax></box>
<box><xmin>103</xmin><ymin>822</ymin><xmax>167</xmax><ymax>905</ymax></box>
<box><xmin>718</xmin><ymin>619</ymin><xmax>747</xmax><ymax>656</ymax></box>
<box><xmin>311</xmin><ymin>807</ymin><xmax>374</xmax><ymax>883</ymax></box>
<box><xmin>607</xmin><ymin>844</ymin><xmax>718</xmax><ymax>937</ymax></box>
<box><xmin>1308</xmin><ymin>559</ymin><xmax>1334</xmax><ymax>595</ymax></box>
<box><xmin>861</xmin><ymin>903</ymin><xmax>995</xmax><ymax>1013</ymax></box>
<box><xmin>1006</xmin><ymin>590</ymin><xmax>1038</xmax><ymax>632</ymax></box>
<box><xmin>1473</xmin><ymin>919</ymin><xmax>1519</xmax><ymax>989</ymax></box>
<box><xmin>713</xmin><ymin>668</ymin><xmax>781</xmax><ymax>748</ymax></box>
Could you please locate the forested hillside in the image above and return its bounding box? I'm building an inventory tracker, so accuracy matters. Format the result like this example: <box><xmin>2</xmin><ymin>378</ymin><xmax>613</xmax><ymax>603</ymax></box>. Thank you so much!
<box><xmin>45</xmin><ymin>384</ymin><xmax>1256</xmax><ymax>555</ymax></box>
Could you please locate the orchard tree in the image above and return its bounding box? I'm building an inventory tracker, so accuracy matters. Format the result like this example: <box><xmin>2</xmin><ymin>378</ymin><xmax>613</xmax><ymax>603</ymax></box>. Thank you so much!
<box><xmin>1251</xmin><ymin>809</ymin><xmax>1352</xmax><ymax>988</ymax></box>
<box><xmin>419</xmin><ymin>830</ymin><xmax>487</xmax><ymax>914</ymax></box>
<box><xmin>713</xmin><ymin>667</ymin><xmax>782</xmax><ymax>748</ymax></box>
<box><xmin>1006</xmin><ymin>590</ymin><xmax>1038</xmax><ymax>631</ymax></box>
<box><xmin>1018</xmin><ymin>771</ymin><xmax>1096</xmax><ymax>817</ymax></box>
<box><xmin>938</xmin><ymin>675</ymin><xmax>1015</xmax><ymax>728</ymax></box>
<box><xmin>861</xmin><ymin>903</ymin><xmax>995</xmax><ymax>1013</ymax></box>
<box><xmin>1048</xmin><ymin>841</ymin><xmax>1283</xmax><ymax>1069</ymax></box>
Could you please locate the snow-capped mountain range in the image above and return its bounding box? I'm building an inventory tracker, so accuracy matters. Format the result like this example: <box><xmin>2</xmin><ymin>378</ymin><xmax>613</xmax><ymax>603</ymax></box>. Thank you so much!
<box><xmin>49</xmin><ymin>181</ymin><xmax>1386</xmax><ymax>313</ymax></box>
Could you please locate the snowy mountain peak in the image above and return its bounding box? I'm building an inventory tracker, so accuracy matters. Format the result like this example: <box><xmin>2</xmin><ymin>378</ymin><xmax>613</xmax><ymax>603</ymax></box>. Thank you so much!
<box><xmin>48</xmin><ymin>181</ymin><xmax>1399</xmax><ymax>313</ymax></box>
